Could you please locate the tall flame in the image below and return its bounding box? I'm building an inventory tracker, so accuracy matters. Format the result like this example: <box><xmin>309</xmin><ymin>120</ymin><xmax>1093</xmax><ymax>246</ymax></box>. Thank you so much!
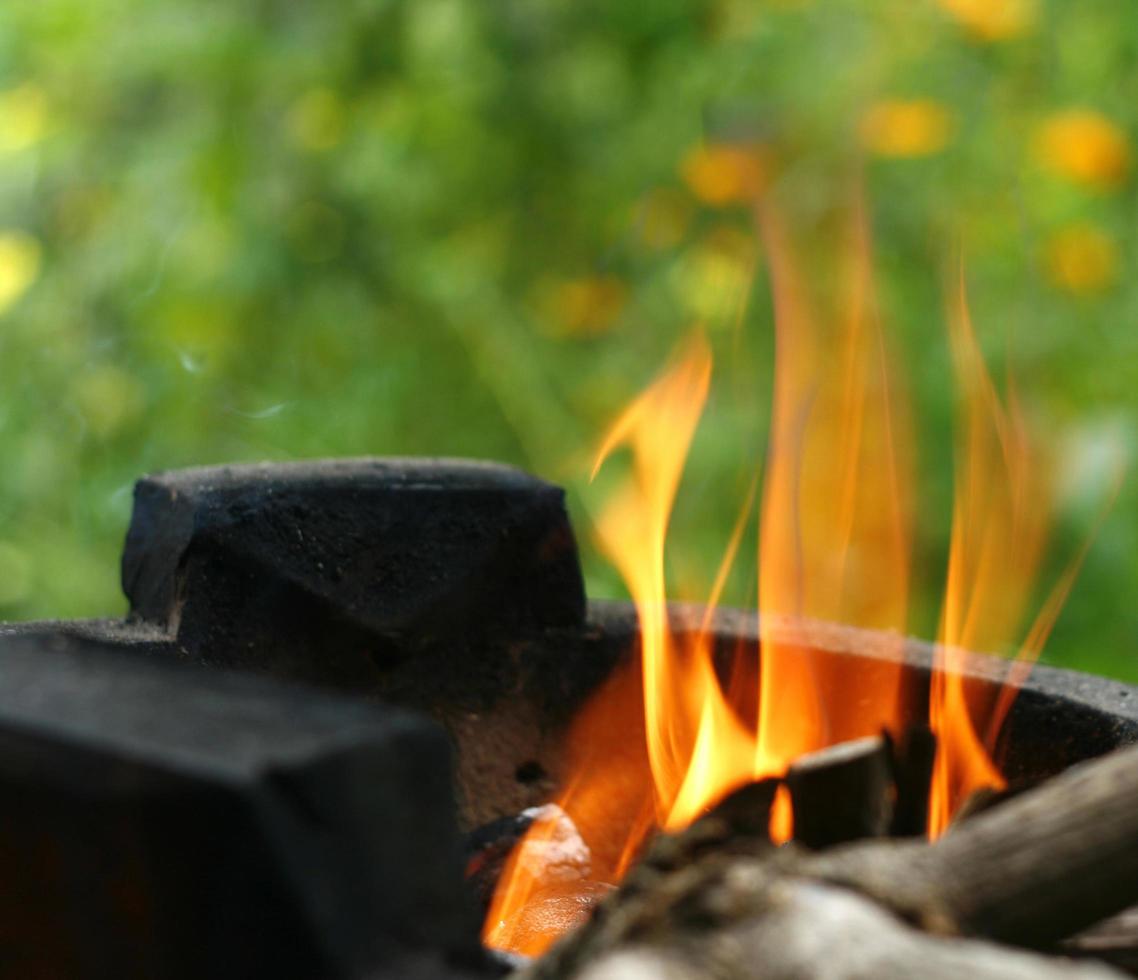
<box><xmin>482</xmin><ymin>337</ymin><xmax>724</xmax><ymax>956</ymax></box>
<box><xmin>927</xmin><ymin>267</ymin><xmax>1116</xmax><ymax>835</ymax></box>
<box><xmin>754</xmin><ymin>199</ymin><xmax>913</xmax><ymax>837</ymax></box>
<box><xmin>589</xmin><ymin>335</ymin><xmax>736</xmax><ymax>828</ymax></box>
<box><xmin>484</xmin><ymin>194</ymin><xmax>1097</xmax><ymax>957</ymax></box>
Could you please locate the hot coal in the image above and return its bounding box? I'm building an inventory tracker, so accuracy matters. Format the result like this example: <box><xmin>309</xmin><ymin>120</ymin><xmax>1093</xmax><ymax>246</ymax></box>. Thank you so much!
<box><xmin>0</xmin><ymin>633</ymin><xmax>482</xmax><ymax>980</ymax></box>
<box><xmin>466</xmin><ymin>808</ymin><xmax>542</xmax><ymax>912</ymax></box>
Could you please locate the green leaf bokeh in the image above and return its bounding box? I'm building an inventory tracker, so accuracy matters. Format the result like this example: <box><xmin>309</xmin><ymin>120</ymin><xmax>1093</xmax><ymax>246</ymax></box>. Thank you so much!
<box><xmin>1</xmin><ymin>0</ymin><xmax>1136</xmax><ymax>680</ymax></box>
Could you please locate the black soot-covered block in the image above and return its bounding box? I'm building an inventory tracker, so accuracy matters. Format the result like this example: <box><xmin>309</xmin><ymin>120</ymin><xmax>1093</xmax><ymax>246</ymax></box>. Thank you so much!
<box><xmin>120</xmin><ymin>458</ymin><xmax>587</xmax><ymax>688</ymax></box>
<box><xmin>0</xmin><ymin>633</ymin><xmax>481</xmax><ymax>980</ymax></box>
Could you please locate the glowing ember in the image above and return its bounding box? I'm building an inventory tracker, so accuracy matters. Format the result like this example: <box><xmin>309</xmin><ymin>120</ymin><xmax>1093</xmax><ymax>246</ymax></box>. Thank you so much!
<box><xmin>482</xmin><ymin>188</ymin><xmax>1105</xmax><ymax>958</ymax></box>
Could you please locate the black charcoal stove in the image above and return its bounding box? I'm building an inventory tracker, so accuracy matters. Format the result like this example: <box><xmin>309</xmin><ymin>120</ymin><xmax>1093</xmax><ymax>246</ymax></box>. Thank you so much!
<box><xmin>2</xmin><ymin>458</ymin><xmax>1136</xmax><ymax>979</ymax></box>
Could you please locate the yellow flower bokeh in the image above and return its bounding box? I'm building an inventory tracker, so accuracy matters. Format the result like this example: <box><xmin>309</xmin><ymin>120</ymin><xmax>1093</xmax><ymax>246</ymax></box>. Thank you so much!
<box><xmin>671</xmin><ymin>226</ymin><xmax>756</xmax><ymax>323</ymax></box>
<box><xmin>860</xmin><ymin>99</ymin><xmax>955</xmax><ymax>158</ymax></box>
<box><xmin>680</xmin><ymin>144</ymin><xmax>767</xmax><ymax>207</ymax></box>
<box><xmin>1035</xmin><ymin>110</ymin><xmax>1131</xmax><ymax>191</ymax></box>
<box><xmin>0</xmin><ymin>83</ymin><xmax>48</xmax><ymax>154</ymax></box>
<box><xmin>637</xmin><ymin>188</ymin><xmax>693</xmax><ymax>251</ymax></box>
<box><xmin>73</xmin><ymin>365</ymin><xmax>146</xmax><ymax>438</ymax></box>
<box><xmin>288</xmin><ymin>88</ymin><xmax>346</xmax><ymax>152</ymax></box>
<box><xmin>1044</xmin><ymin>224</ymin><xmax>1118</xmax><ymax>295</ymax></box>
<box><xmin>0</xmin><ymin>231</ymin><xmax>43</xmax><ymax>316</ymax></box>
<box><xmin>540</xmin><ymin>276</ymin><xmax>627</xmax><ymax>338</ymax></box>
<box><xmin>937</xmin><ymin>0</ymin><xmax>1036</xmax><ymax>41</ymax></box>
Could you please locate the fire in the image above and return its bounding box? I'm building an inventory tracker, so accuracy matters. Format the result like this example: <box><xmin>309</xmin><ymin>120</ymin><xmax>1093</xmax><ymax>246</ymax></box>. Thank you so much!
<box><xmin>753</xmin><ymin>198</ymin><xmax>912</xmax><ymax>836</ymax></box>
<box><xmin>589</xmin><ymin>334</ymin><xmax>729</xmax><ymax>831</ymax></box>
<box><xmin>927</xmin><ymin>268</ymin><xmax>1120</xmax><ymax>834</ymax></box>
<box><xmin>926</xmin><ymin>271</ymin><xmax>1045</xmax><ymax>834</ymax></box>
<box><xmin>483</xmin><ymin>188</ymin><xmax>1100</xmax><ymax>957</ymax></box>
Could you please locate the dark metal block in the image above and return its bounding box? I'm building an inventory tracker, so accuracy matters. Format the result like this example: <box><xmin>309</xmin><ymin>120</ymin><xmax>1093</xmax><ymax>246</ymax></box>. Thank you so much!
<box><xmin>0</xmin><ymin>633</ymin><xmax>480</xmax><ymax>979</ymax></box>
<box><xmin>120</xmin><ymin>458</ymin><xmax>586</xmax><ymax>688</ymax></box>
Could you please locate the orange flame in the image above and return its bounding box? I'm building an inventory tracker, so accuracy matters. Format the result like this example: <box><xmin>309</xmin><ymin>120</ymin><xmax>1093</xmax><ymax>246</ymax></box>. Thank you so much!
<box><xmin>927</xmin><ymin>267</ymin><xmax>1119</xmax><ymax>835</ymax></box>
<box><xmin>484</xmin><ymin>196</ymin><xmax>1099</xmax><ymax>957</ymax></box>
<box><xmin>754</xmin><ymin>199</ymin><xmax>913</xmax><ymax>837</ymax></box>
<box><xmin>483</xmin><ymin>337</ymin><xmax>726</xmax><ymax>956</ymax></box>
<box><xmin>927</xmin><ymin>272</ymin><xmax>1040</xmax><ymax>833</ymax></box>
<box><xmin>589</xmin><ymin>335</ymin><xmax>743</xmax><ymax>830</ymax></box>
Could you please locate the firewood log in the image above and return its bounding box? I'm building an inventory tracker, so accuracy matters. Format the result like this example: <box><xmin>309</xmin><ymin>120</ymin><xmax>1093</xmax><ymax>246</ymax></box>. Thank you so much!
<box><xmin>1067</xmin><ymin>906</ymin><xmax>1138</xmax><ymax>975</ymax></box>
<box><xmin>806</xmin><ymin>739</ymin><xmax>1138</xmax><ymax>947</ymax></box>
<box><xmin>785</xmin><ymin>735</ymin><xmax>893</xmax><ymax>847</ymax></box>
<box><xmin>521</xmin><ymin>740</ymin><xmax>1138</xmax><ymax>979</ymax></box>
<box><xmin>889</xmin><ymin>723</ymin><xmax>936</xmax><ymax>836</ymax></box>
<box><xmin>571</xmin><ymin>881</ymin><xmax>1125</xmax><ymax>980</ymax></box>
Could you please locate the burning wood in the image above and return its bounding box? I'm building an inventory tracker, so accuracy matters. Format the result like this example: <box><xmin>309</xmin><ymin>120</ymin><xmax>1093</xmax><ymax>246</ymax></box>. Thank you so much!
<box><xmin>513</xmin><ymin>740</ymin><xmax>1138</xmax><ymax>979</ymax></box>
<box><xmin>0</xmin><ymin>454</ymin><xmax>1132</xmax><ymax>977</ymax></box>
<box><xmin>1068</xmin><ymin>909</ymin><xmax>1138</xmax><ymax>976</ymax></box>
<box><xmin>542</xmin><ymin>884</ymin><xmax>1123</xmax><ymax>980</ymax></box>
<box><xmin>785</xmin><ymin>734</ymin><xmax>894</xmax><ymax>848</ymax></box>
<box><xmin>889</xmin><ymin>723</ymin><xmax>937</xmax><ymax>837</ymax></box>
<box><xmin>484</xmin><ymin>194</ymin><xmax>1118</xmax><ymax>960</ymax></box>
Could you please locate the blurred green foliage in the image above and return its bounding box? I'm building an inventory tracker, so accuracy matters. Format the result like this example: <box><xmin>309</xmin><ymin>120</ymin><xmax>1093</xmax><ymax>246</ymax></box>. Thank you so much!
<box><xmin>1</xmin><ymin>0</ymin><xmax>1136</xmax><ymax>679</ymax></box>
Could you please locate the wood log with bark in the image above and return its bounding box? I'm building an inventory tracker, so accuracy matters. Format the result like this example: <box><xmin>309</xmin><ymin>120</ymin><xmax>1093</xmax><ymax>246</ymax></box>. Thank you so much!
<box><xmin>517</xmin><ymin>740</ymin><xmax>1138</xmax><ymax>980</ymax></box>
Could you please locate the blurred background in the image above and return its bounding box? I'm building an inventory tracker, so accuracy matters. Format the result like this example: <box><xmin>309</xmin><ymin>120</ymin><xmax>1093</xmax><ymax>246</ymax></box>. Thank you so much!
<box><xmin>1</xmin><ymin>0</ymin><xmax>1135</xmax><ymax>678</ymax></box>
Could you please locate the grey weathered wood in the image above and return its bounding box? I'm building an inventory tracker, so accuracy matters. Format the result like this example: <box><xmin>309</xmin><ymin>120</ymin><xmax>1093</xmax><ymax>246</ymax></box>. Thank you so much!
<box><xmin>570</xmin><ymin>881</ymin><xmax>1125</xmax><ymax>980</ymax></box>
<box><xmin>1067</xmin><ymin>906</ymin><xmax>1138</xmax><ymax>976</ymax></box>
<box><xmin>807</xmin><ymin>740</ymin><xmax>1138</xmax><ymax>948</ymax></box>
<box><xmin>522</xmin><ymin>742</ymin><xmax>1138</xmax><ymax>979</ymax></box>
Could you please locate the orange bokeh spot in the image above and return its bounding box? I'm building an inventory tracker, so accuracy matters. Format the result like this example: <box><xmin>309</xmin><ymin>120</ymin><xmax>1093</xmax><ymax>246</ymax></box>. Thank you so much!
<box><xmin>1035</xmin><ymin>110</ymin><xmax>1131</xmax><ymax>191</ymax></box>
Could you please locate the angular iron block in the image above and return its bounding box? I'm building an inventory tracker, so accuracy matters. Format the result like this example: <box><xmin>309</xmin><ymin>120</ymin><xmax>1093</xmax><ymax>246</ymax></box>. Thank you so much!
<box><xmin>121</xmin><ymin>458</ymin><xmax>586</xmax><ymax>678</ymax></box>
<box><xmin>0</xmin><ymin>634</ymin><xmax>481</xmax><ymax>979</ymax></box>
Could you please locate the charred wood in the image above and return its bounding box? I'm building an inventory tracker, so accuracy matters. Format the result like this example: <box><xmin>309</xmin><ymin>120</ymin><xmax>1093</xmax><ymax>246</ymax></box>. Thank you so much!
<box><xmin>889</xmin><ymin>723</ymin><xmax>936</xmax><ymax>836</ymax></box>
<box><xmin>786</xmin><ymin>734</ymin><xmax>894</xmax><ymax>848</ymax></box>
<box><xmin>684</xmin><ymin>778</ymin><xmax>779</xmax><ymax>850</ymax></box>
<box><xmin>522</xmin><ymin>741</ymin><xmax>1138</xmax><ymax>979</ymax></box>
<box><xmin>806</xmin><ymin>739</ymin><xmax>1138</xmax><ymax>947</ymax></box>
